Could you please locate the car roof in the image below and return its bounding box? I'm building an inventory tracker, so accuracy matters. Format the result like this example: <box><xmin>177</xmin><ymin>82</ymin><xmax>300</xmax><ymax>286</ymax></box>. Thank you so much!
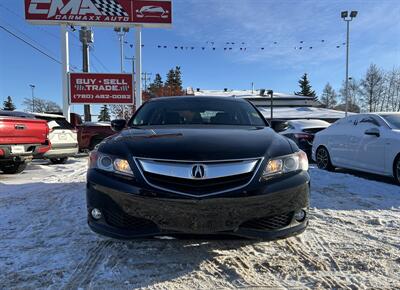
<box><xmin>0</xmin><ymin>110</ymin><xmax>36</xmax><ymax>119</ymax></box>
<box><xmin>32</xmin><ymin>112</ymin><xmax>66</xmax><ymax>119</ymax></box>
<box><xmin>288</xmin><ymin>119</ymin><xmax>330</xmax><ymax>127</ymax></box>
<box><xmin>147</xmin><ymin>96</ymin><xmax>248</xmax><ymax>103</ymax></box>
<box><xmin>371</xmin><ymin>112</ymin><xmax>400</xmax><ymax>116</ymax></box>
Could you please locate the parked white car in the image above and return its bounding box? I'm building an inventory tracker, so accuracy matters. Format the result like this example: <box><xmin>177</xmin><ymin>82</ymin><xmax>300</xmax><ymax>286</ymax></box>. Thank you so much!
<box><xmin>312</xmin><ymin>113</ymin><xmax>400</xmax><ymax>184</ymax></box>
<box><xmin>33</xmin><ymin>113</ymin><xmax>78</xmax><ymax>164</ymax></box>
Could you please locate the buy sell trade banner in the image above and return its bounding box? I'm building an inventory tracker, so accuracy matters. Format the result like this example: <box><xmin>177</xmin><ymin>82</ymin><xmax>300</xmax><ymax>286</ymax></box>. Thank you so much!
<box><xmin>69</xmin><ymin>73</ymin><xmax>134</xmax><ymax>104</ymax></box>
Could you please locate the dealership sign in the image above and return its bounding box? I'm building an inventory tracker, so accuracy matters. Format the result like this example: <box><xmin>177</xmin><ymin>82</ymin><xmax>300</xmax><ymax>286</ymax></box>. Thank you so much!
<box><xmin>24</xmin><ymin>0</ymin><xmax>172</xmax><ymax>27</ymax></box>
<box><xmin>69</xmin><ymin>73</ymin><xmax>134</xmax><ymax>104</ymax></box>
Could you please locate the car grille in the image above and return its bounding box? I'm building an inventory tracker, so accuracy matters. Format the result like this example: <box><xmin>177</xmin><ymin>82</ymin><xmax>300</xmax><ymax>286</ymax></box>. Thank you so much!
<box><xmin>240</xmin><ymin>212</ymin><xmax>294</xmax><ymax>230</ymax></box>
<box><xmin>135</xmin><ymin>157</ymin><xmax>262</xmax><ymax>197</ymax></box>
<box><xmin>143</xmin><ymin>171</ymin><xmax>254</xmax><ymax>195</ymax></box>
<box><xmin>103</xmin><ymin>209</ymin><xmax>158</xmax><ymax>231</ymax></box>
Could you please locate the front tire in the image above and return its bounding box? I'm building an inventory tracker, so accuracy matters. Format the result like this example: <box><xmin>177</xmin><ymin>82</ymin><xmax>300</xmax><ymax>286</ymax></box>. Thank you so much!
<box><xmin>0</xmin><ymin>162</ymin><xmax>27</xmax><ymax>174</ymax></box>
<box><xmin>316</xmin><ymin>147</ymin><xmax>334</xmax><ymax>171</ymax></box>
<box><xmin>50</xmin><ymin>157</ymin><xmax>68</xmax><ymax>164</ymax></box>
<box><xmin>394</xmin><ymin>156</ymin><xmax>400</xmax><ymax>185</ymax></box>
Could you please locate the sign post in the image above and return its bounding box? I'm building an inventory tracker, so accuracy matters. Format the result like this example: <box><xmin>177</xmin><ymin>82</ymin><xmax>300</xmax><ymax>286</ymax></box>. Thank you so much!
<box><xmin>24</xmin><ymin>0</ymin><xmax>172</xmax><ymax>119</ymax></box>
<box><xmin>61</xmin><ymin>25</ymin><xmax>70</xmax><ymax>121</ymax></box>
<box><xmin>135</xmin><ymin>25</ymin><xmax>142</xmax><ymax>108</ymax></box>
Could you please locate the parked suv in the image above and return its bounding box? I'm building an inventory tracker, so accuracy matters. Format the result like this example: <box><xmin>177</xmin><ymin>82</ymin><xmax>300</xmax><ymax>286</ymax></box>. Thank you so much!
<box><xmin>33</xmin><ymin>113</ymin><xmax>78</xmax><ymax>164</ymax></box>
<box><xmin>0</xmin><ymin>111</ymin><xmax>50</xmax><ymax>174</ymax></box>
<box><xmin>313</xmin><ymin>113</ymin><xmax>400</xmax><ymax>184</ymax></box>
<box><xmin>86</xmin><ymin>97</ymin><xmax>310</xmax><ymax>240</ymax></box>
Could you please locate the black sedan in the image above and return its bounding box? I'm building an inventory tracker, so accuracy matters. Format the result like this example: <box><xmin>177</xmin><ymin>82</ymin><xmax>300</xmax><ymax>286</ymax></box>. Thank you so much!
<box><xmin>86</xmin><ymin>97</ymin><xmax>310</xmax><ymax>239</ymax></box>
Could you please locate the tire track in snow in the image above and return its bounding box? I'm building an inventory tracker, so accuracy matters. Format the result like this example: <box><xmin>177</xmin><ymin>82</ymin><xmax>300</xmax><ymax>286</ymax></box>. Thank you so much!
<box><xmin>62</xmin><ymin>240</ymin><xmax>113</xmax><ymax>289</ymax></box>
<box><xmin>285</xmin><ymin>237</ymin><xmax>351</xmax><ymax>289</ymax></box>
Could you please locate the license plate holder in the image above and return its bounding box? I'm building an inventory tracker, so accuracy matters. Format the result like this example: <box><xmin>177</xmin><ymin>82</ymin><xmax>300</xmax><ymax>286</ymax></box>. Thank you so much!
<box><xmin>11</xmin><ymin>145</ymin><xmax>25</xmax><ymax>154</ymax></box>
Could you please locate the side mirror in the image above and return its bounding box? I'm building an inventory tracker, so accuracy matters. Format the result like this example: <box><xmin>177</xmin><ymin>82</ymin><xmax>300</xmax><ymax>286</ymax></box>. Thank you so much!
<box><xmin>272</xmin><ymin>121</ymin><xmax>289</xmax><ymax>132</ymax></box>
<box><xmin>364</xmin><ymin>127</ymin><xmax>380</xmax><ymax>137</ymax></box>
<box><xmin>111</xmin><ymin>119</ymin><xmax>127</xmax><ymax>132</ymax></box>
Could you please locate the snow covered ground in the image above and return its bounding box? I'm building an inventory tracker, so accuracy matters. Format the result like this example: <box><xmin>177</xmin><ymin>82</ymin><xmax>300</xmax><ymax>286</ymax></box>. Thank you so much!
<box><xmin>0</xmin><ymin>157</ymin><xmax>399</xmax><ymax>289</ymax></box>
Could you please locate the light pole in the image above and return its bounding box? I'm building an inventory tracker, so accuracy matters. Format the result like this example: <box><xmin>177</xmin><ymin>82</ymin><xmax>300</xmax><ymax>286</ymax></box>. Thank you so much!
<box><xmin>341</xmin><ymin>10</ymin><xmax>358</xmax><ymax>117</ymax></box>
<box><xmin>29</xmin><ymin>84</ymin><xmax>35</xmax><ymax>112</ymax></box>
<box><xmin>268</xmin><ymin>89</ymin><xmax>274</xmax><ymax>121</ymax></box>
<box><xmin>79</xmin><ymin>26</ymin><xmax>94</xmax><ymax>122</ymax></box>
<box><xmin>115</xmin><ymin>27</ymin><xmax>129</xmax><ymax>73</ymax></box>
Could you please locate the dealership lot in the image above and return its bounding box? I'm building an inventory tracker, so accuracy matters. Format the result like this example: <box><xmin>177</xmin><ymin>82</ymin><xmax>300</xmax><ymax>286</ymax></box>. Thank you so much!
<box><xmin>0</xmin><ymin>157</ymin><xmax>399</xmax><ymax>289</ymax></box>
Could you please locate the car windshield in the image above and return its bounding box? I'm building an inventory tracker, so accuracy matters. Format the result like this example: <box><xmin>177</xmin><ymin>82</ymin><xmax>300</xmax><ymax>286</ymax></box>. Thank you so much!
<box><xmin>35</xmin><ymin>116</ymin><xmax>74</xmax><ymax>130</ymax></box>
<box><xmin>380</xmin><ymin>114</ymin><xmax>400</xmax><ymax>129</ymax></box>
<box><xmin>130</xmin><ymin>98</ymin><xmax>267</xmax><ymax>127</ymax></box>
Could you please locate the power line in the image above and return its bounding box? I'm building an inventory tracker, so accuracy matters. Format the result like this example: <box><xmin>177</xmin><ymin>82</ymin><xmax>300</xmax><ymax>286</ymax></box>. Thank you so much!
<box><xmin>0</xmin><ymin>4</ymin><xmax>108</xmax><ymax>72</ymax></box>
<box><xmin>0</xmin><ymin>25</ymin><xmax>62</xmax><ymax>65</ymax></box>
<box><xmin>0</xmin><ymin>16</ymin><xmax>58</xmax><ymax>57</ymax></box>
<box><xmin>0</xmin><ymin>3</ymin><xmax>60</xmax><ymax>41</ymax></box>
<box><xmin>91</xmin><ymin>47</ymin><xmax>111</xmax><ymax>72</ymax></box>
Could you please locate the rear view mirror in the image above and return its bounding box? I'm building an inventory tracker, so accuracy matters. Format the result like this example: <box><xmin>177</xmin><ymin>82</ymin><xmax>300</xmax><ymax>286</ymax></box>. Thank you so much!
<box><xmin>111</xmin><ymin>119</ymin><xmax>127</xmax><ymax>132</ymax></box>
<box><xmin>364</xmin><ymin>127</ymin><xmax>380</xmax><ymax>137</ymax></box>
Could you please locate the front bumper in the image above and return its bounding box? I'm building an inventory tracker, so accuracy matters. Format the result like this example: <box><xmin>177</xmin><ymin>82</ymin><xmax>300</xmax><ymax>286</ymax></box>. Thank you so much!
<box><xmin>86</xmin><ymin>169</ymin><xmax>310</xmax><ymax>239</ymax></box>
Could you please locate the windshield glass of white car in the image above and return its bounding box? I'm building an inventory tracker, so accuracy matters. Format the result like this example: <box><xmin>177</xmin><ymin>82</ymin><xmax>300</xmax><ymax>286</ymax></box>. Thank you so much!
<box><xmin>380</xmin><ymin>114</ymin><xmax>400</xmax><ymax>129</ymax></box>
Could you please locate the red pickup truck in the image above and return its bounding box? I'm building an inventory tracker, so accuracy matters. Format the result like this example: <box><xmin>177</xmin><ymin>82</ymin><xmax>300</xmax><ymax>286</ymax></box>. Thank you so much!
<box><xmin>0</xmin><ymin>111</ymin><xmax>50</xmax><ymax>174</ymax></box>
<box><xmin>70</xmin><ymin>113</ymin><xmax>115</xmax><ymax>152</ymax></box>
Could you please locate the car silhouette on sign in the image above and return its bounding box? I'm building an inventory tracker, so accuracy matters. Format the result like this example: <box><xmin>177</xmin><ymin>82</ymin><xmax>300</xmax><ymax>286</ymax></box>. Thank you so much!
<box><xmin>136</xmin><ymin>6</ymin><xmax>169</xmax><ymax>19</ymax></box>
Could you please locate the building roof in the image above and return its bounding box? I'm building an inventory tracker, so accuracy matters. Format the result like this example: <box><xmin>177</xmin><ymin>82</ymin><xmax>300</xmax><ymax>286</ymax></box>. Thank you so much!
<box><xmin>190</xmin><ymin>88</ymin><xmax>314</xmax><ymax>100</ymax></box>
<box><xmin>259</xmin><ymin>106</ymin><xmax>355</xmax><ymax>121</ymax></box>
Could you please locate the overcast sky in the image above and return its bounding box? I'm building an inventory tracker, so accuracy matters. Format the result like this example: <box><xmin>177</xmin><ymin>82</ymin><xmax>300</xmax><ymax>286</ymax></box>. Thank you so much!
<box><xmin>0</xmin><ymin>0</ymin><xmax>399</xmax><ymax>116</ymax></box>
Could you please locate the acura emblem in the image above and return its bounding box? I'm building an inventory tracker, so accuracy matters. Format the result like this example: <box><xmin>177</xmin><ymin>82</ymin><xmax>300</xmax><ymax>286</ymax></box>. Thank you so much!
<box><xmin>191</xmin><ymin>164</ymin><xmax>206</xmax><ymax>179</ymax></box>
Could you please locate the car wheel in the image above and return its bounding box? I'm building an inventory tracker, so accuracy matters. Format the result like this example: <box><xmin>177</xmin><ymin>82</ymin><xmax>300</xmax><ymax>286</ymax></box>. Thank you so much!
<box><xmin>50</xmin><ymin>157</ymin><xmax>68</xmax><ymax>164</ymax></box>
<box><xmin>394</xmin><ymin>156</ymin><xmax>400</xmax><ymax>185</ymax></box>
<box><xmin>0</xmin><ymin>162</ymin><xmax>27</xmax><ymax>174</ymax></box>
<box><xmin>316</xmin><ymin>147</ymin><xmax>334</xmax><ymax>171</ymax></box>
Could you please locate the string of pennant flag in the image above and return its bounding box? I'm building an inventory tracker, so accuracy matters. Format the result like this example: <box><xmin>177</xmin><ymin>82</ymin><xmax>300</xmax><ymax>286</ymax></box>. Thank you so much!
<box><xmin>128</xmin><ymin>39</ymin><xmax>347</xmax><ymax>52</ymax></box>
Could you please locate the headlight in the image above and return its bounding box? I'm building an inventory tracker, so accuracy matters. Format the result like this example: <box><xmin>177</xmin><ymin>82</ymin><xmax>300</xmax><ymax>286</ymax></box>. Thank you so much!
<box><xmin>261</xmin><ymin>151</ymin><xmax>308</xmax><ymax>180</ymax></box>
<box><xmin>89</xmin><ymin>151</ymin><xmax>134</xmax><ymax>177</ymax></box>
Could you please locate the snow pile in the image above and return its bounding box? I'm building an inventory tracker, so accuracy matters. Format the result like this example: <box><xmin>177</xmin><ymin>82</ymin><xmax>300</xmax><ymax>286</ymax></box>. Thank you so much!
<box><xmin>0</xmin><ymin>160</ymin><xmax>399</xmax><ymax>289</ymax></box>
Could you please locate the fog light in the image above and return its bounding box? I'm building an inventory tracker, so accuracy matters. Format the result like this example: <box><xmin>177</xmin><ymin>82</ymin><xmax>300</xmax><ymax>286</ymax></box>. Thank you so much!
<box><xmin>294</xmin><ymin>210</ymin><xmax>306</xmax><ymax>222</ymax></box>
<box><xmin>91</xmin><ymin>208</ymin><xmax>102</xmax><ymax>220</ymax></box>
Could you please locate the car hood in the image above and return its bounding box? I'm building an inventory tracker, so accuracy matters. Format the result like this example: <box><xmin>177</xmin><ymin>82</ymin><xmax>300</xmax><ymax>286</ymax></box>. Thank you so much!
<box><xmin>99</xmin><ymin>126</ymin><xmax>293</xmax><ymax>161</ymax></box>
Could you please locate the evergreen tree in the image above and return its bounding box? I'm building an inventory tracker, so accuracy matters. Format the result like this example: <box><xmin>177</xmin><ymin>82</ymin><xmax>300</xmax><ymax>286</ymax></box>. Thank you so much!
<box><xmin>320</xmin><ymin>83</ymin><xmax>338</xmax><ymax>109</ymax></box>
<box><xmin>3</xmin><ymin>96</ymin><xmax>16</xmax><ymax>111</ymax></box>
<box><xmin>98</xmin><ymin>105</ymin><xmax>111</xmax><ymax>122</ymax></box>
<box><xmin>148</xmin><ymin>73</ymin><xmax>164</xmax><ymax>97</ymax></box>
<box><xmin>164</xmin><ymin>66</ymin><xmax>184</xmax><ymax>96</ymax></box>
<box><xmin>164</xmin><ymin>68</ymin><xmax>176</xmax><ymax>96</ymax></box>
<box><xmin>173</xmin><ymin>66</ymin><xmax>183</xmax><ymax>93</ymax></box>
<box><xmin>294</xmin><ymin>73</ymin><xmax>317</xmax><ymax>100</ymax></box>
